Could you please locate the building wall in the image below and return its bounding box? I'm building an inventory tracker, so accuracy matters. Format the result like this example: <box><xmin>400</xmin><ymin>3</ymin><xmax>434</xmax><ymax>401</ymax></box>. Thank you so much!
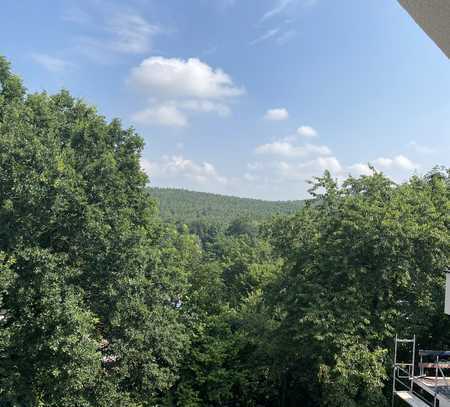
<box><xmin>398</xmin><ymin>0</ymin><xmax>450</xmax><ymax>58</ymax></box>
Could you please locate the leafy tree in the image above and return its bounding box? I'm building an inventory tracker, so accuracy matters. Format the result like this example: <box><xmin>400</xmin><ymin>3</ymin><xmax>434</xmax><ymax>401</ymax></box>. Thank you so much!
<box><xmin>170</xmin><ymin>229</ymin><xmax>282</xmax><ymax>407</ymax></box>
<box><xmin>266</xmin><ymin>169</ymin><xmax>450</xmax><ymax>406</ymax></box>
<box><xmin>0</xmin><ymin>56</ymin><xmax>192</xmax><ymax>406</ymax></box>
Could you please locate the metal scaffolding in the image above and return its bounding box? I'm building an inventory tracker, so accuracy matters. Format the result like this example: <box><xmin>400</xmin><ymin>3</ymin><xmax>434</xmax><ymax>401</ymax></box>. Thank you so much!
<box><xmin>392</xmin><ymin>335</ymin><xmax>450</xmax><ymax>407</ymax></box>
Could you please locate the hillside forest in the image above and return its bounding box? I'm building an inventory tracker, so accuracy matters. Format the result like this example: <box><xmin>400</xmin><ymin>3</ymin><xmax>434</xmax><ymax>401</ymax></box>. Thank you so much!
<box><xmin>0</xmin><ymin>56</ymin><xmax>449</xmax><ymax>407</ymax></box>
<box><xmin>151</xmin><ymin>187</ymin><xmax>304</xmax><ymax>226</ymax></box>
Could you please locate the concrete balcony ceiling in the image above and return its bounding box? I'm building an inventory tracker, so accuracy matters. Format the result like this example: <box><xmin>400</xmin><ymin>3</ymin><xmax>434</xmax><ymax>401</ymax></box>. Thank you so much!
<box><xmin>399</xmin><ymin>0</ymin><xmax>450</xmax><ymax>58</ymax></box>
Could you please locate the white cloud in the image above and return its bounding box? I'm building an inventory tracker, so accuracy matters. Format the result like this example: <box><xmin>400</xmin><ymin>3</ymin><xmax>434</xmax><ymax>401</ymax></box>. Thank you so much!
<box><xmin>131</xmin><ymin>104</ymin><xmax>188</xmax><ymax>127</ymax></box>
<box><xmin>349</xmin><ymin>155</ymin><xmax>419</xmax><ymax>176</ymax></box>
<box><xmin>248</xmin><ymin>125</ymin><xmax>345</xmax><ymax>197</ymax></box>
<box><xmin>31</xmin><ymin>54</ymin><xmax>73</xmax><ymax>73</ymax></box>
<box><xmin>297</xmin><ymin>125</ymin><xmax>318</xmax><ymax>138</ymax></box>
<box><xmin>264</xmin><ymin>108</ymin><xmax>289</xmax><ymax>121</ymax></box>
<box><xmin>374</xmin><ymin>157</ymin><xmax>393</xmax><ymax>167</ymax></box>
<box><xmin>129</xmin><ymin>57</ymin><xmax>244</xmax><ymax>126</ymax></box>
<box><xmin>272</xmin><ymin>156</ymin><xmax>343</xmax><ymax>180</ymax></box>
<box><xmin>348</xmin><ymin>163</ymin><xmax>373</xmax><ymax>176</ymax></box>
<box><xmin>317</xmin><ymin>156</ymin><xmax>342</xmax><ymax>173</ymax></box>
<box><xmin>373</xmin><ymin>155</ymin><xmax>418</xmax><ymax>171</ymax></box>
<box><xmin>393</xmin><ymin>155</ymin><xmax>418</xmax><ymax>171</ymax></box>
<box><xmin>141</xmin><ymin>155</ymin><xmax>227</xmax><ymax>186</ymax></box>
<box><xmin>129</xmin><ymin>57</ymin><xmax>244</xmax><ymax>100</ymax></box>
<box><xmin>255</xmin><ymin>141</ymin><xmax>331</xmax><ymax>157</ymax></box>
<box><xmin>249</xmin><ymin>28</ymin><xmax>280</xmax><ymax>45</ymax></box>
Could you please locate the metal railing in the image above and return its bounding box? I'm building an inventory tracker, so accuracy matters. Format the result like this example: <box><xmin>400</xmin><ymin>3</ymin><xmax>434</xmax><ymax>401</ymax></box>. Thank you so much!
<box><xmin>392</xmin><ymin>335</ymin><xmax>450</xmax><ymax>407</ymax></box>
<box><xmin>393</xmin><ymin>364</ymin><xmax>433</xmax><ymax>406</ymax></box>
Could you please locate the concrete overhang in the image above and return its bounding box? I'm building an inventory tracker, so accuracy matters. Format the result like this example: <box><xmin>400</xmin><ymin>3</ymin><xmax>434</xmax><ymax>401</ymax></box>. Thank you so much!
<box><xmin>398</xmin><ymin>0</ymin><xmax>450</xmax><ymax>58</ymax></box>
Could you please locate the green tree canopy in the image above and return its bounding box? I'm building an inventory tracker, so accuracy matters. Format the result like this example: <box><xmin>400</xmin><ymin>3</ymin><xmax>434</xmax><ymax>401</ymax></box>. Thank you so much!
<box><xmin>1</xmin><ymin>55</ymin><xmax>449</xmax><ymax>407</ymax></box>
<box><xmin>0</xmin><ymin>56</ymin><xmax>194</xmax><ymax>406</ymax></box>
<box><xmin>266</xmin><ymin>169</ymin><xmax>450</xmax><ymax>407</ymax></box>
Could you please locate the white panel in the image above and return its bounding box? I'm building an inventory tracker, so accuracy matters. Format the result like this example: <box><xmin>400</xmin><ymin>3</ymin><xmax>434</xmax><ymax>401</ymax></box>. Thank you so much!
<box><xmin>445</xmin><ymin>273</ymin><xmax>450</xmax><ymax>315</ymax></box>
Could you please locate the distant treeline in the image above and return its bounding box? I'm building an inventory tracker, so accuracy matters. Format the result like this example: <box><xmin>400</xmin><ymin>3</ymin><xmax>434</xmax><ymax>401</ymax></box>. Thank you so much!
<box><xmin>150</xmin><ymin>187</ymin><xmax>305</xmax><ymax>226</ymax></box>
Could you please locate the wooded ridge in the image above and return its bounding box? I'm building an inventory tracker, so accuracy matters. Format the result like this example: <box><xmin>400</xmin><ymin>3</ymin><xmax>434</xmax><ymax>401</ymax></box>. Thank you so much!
<box><xmin>150</xmin><ymin>187</ymin><xmax>305</xmax><ymax>225</ymax></box>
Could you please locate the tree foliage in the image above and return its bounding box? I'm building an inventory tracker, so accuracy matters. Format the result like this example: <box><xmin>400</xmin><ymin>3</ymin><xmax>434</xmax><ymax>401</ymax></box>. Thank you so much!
<box><xmin>0</xmin><ymin>56</ymin><xmax>193</xmax><ymax>406</ymax></box>
<box><xmin>1</xmin><ymin>56</ymin><xmax>449</xmax><ymax>407</ymax></box>
<box><xmin>266</xmin><ymin>169</ymin><xmax>450</xmax><ymax>406</ymax></box>
<box><xmin>150</xmin><ymin>187</ymin><xmax>305</xmax><ymax>228</ymax></box>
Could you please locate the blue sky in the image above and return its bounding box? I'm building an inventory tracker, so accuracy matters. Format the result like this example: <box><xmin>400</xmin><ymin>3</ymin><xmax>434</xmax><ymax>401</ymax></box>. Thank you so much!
<box><xmin>2</xmin><ymin>0</ymin><xmax>449</xmax><ymax>200</ymax></box>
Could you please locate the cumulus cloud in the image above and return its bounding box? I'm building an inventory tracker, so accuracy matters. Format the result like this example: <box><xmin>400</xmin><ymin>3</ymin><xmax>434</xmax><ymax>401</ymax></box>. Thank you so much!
<box><xmin>264</xmin><ymin>108</ymin><xmax>289</xmax><ymax>121</ymax></box>
<box><xmin>349</xmin><ymin>155</ymin><xmax>419</xmax><ymax>177</ymax></box>
<box><xmin>255</xmin><ymin>141</ymin><xmax>331</xmax><ymax>157</ymax></box>
<box><xmin>245</xmin><ymin>117</ymin><xmax>394</xmax><ymax>198</ymax></box>
<box><xmin>271</xmin><ymin>156</ymin><xmax>343</xmax><ymax>180</ymax></box>
<box><xmin>242</xmin><ymin>152</ymin><xmax>351</xmax><ymax>199</ymax></box>
<box><xmin>129</xmin><ymin>57</ymin><xmax>244</xmax><ymax>100</ymax></box>
<box><xmin>297</xmin><ymin>125</ymin><xmax>318</xmax><ymax>138</ymax></box>
<box><xmin>129</xmin><ymin>57</ymin><xmax>244</xmax><ymax>126</ymax></box>
<box><xmin>373</xmin><ymin>155</ymin><xmax>418</xmax><ymax>171</ymax></box>
<box><xmin>141</xmin><ymin>155</ymin><xmax>227</xmax><ymax>186</ymax></box>
<box><xmin>317</xmin><ymin>156</ymin><xmax>342</xmax><ymax>173</ymax></box>
<box><xmin>132</xmin><ymin>99</ymin><xmax>230</xmax><ymax>127</ymax></box>
<box><xmin>31</xmin><ymin>54</ymin><xmax>73</xmax><ymax>73</ymax></box>
<box><xmin>348</xmin><ymin>163</ymin><xmax>373</xmax><ymax>176</ymax></box>
<box><xmin>131</xmin><ymin>104</ymin><xmax>188</xmax><ymax>127</ymax></box>
<box><xmin>246</xmin><ymin>122</ymin><xmax>347</xmax><ymax>196</ymax></box>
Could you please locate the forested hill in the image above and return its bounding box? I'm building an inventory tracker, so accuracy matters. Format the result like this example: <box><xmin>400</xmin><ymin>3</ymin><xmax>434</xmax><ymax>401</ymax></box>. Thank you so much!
<box><xmin>149</xmin><ymin>187</ymin><xmax>305</xmax><ymax>224</ymax></box>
